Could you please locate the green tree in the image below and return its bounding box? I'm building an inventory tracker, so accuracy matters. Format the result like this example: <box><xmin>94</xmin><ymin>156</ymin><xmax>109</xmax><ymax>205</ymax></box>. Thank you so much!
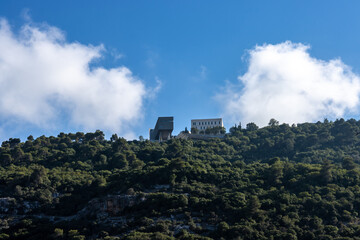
<box><xmin>342</xmin><ymin>156</ymin><xmax>356</xmax><ymax>170</ymax></box>
<box><xmin>53</xmin><ymin>228</ymin><xmax>64</xmax><ymax>238</ymax></box>
<box><xmin>109</xmin><ymin>153</ymin><xmax>128</xmax><ymax>169</ymax></box>
<box><xmin>320</xmin><ymin>159</ymin><xmax>333</xmax><ymax>183</ymax></box>
<box><xmin>246</xmin><ymin>122</ymin><xmax>259</xmax><ymax>131</ymax></box>
<box><xmin>247</xmin><ymin>195</ymin><xmax>261</xmax><ymax>216</ymax></box>
<box><xmin>268</xmin><ymin>118</ymin><xmax>279</xmax><ymax>127</ymax></box>
<box><xmin>191</xmin><ymin>127</ymin><xmax>199</xmax><ymax>134</ymax></box>
<box><xmin>268</xmin><ymin>157</ymin><xmax>283</xmax><ymax>184</ymax></box>
<box><xmin>170</xmin><ymin>174</ymin><xmax>176</xmax><ymax>186</ymax></box>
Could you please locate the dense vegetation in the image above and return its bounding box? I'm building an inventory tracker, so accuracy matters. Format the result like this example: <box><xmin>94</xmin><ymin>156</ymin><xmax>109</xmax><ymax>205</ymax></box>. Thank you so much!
<box><xmin>1</xmin><ymin>118</ymin><xmax>360</xmax><ymax>239</ymax></box>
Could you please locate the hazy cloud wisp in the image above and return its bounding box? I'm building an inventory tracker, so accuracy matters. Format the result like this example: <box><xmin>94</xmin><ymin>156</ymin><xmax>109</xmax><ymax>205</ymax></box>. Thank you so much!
<box><xmin>0</xmin><ymin>19</ymin><xmax>146</xmax><ymax>135</ymax></box>
<box><xmin>218</xmin><ymin>41</ymin><xmax>360</xmax><ymax>126</ymax></box>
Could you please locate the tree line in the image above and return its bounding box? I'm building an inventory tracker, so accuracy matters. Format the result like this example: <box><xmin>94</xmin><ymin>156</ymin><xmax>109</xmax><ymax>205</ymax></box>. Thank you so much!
<box><xmin>1</xmin><ymin>118</ymin><xmax>360</xmax><ymax>239</ymax></box>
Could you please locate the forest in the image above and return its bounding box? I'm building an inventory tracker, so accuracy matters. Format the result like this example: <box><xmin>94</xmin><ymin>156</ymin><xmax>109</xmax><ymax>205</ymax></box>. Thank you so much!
<box><xmin>1</xmin><ymin>118</ymin><xmax>360</xmax><ymax>239</ymax></box>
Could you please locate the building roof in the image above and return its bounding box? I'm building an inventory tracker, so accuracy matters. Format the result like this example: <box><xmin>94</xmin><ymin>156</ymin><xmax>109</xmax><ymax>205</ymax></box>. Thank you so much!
<box><xmin>191</xmin><ymin>118</ymin><xmax>222</xmax><ymax>121</ymax></box>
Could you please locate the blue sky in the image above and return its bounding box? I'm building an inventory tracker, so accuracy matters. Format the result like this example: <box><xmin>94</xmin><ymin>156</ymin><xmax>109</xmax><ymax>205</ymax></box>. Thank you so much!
<box><xmin>1</xmin><ymin>1</ymin><xmax>360</xmax><ymax>141</ymax></box>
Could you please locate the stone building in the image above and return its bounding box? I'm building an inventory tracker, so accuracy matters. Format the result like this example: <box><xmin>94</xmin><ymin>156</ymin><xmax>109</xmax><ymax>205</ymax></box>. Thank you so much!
<box><xmin>191</xmin><ymin>118</ymin><xmax>223</xmax><ymax>131</ymax></box>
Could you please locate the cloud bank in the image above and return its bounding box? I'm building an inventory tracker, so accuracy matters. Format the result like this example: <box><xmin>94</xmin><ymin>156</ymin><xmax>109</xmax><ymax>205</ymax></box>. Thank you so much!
<box><xmin>218</xmin><ymin>41</ymin><xmax>360</xmax><ymax>126</ymax></box>
<box><xmin>0</xmin><ymin>19</ymin><xmax>146</xmax><ymax>135</ymax></box>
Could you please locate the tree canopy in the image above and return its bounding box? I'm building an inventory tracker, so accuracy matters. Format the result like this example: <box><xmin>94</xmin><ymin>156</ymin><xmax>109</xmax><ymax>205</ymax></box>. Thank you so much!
<box><xmin>2</xmin><ymin>118</ymin><xmax>360</xmax><ymax>239</ymax></box>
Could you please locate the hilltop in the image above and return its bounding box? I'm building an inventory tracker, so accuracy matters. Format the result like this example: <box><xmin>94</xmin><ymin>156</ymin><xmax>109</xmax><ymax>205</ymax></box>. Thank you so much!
<box><xmin>1</xmin><ymin>118</ymin><xmax>360</xmax><ymax>239</ymax></box>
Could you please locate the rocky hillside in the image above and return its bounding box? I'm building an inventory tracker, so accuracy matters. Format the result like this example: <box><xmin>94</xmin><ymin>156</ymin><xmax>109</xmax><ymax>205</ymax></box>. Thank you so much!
<box><xmin>1</xmin><ymin>119</ymin><xmax>360</xmax><ymax>239</ymax></box>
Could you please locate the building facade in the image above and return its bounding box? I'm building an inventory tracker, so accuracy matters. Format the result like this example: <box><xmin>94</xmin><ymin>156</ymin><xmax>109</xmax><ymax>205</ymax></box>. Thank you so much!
<box><xmin>149</xmin><ymin>117</ymin><xmax>174</xmax><ymax>142</ymax></box>
<box><xmin>191</xmin><ymin>118</ymin><xmax>223</xmax><ymax>131</ymax></box>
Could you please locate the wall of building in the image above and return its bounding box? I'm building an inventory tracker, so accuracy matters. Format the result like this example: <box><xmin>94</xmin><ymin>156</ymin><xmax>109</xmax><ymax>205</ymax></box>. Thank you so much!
<box><xmin>191</xmin><ymin>118</ymin><xmax>223</xmax><ymax>131</ymax></box>
<box><xmin>159</xmin><ymin>130</ymin><xmax>172</xmax><ymax>141</ymax></box>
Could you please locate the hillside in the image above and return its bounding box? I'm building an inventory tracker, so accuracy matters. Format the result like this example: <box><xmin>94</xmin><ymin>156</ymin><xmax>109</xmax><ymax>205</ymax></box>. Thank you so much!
<box><xmin>1</xmin><ymin>118</ymin><xmax>360</xmax><ymax>239</ymax></box>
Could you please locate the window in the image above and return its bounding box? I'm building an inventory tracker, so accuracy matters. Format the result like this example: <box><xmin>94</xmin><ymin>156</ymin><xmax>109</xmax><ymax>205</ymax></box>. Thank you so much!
<box><xmin>193</xmin><ymin>122</ymin><xmax>196</xmax><ymax>125</ymax></box>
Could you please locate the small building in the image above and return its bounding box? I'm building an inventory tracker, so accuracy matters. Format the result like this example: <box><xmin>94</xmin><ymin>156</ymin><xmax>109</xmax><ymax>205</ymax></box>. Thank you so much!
<box><xmin>191</xmin><ymin>118</ymin><xmax>223</xmax><ymax>131</ymax></box>
<box><xmin>149</xmin><ymin>117</ymin><xmax>174</xmax><ymax>141</ymax></box>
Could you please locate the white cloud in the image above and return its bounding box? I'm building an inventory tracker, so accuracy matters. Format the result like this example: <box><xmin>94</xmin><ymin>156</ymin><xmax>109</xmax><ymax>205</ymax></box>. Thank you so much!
<box><xmin>145</xmin><ymin>50</ymin><xmax>159</xmax><ymax>69</ymax></box>
<box><xmin>21</xmin><ymin>8</ymin><xmax>32</xmax><ymax>22</ymax></box>
<box><xmin>190</xmin><ymin>65</ymin><xmax>208</xmax><ymax>83</ymax></box>
<box><xmin>147</xmin><ymin>77</ymin><xmax>162</xmax><ymax>99</ymax></box>
<box><xmin>199</xmin><ymin>65</ymin><xmax>207</xmax><ymax>80</ymax></box>
<box><xmin>110</xmin><ymin>48</ymin><xmax>124</xmax><ymax>60</ymax></box>
<box><xmin>217</xmin><ymin>41</ymin><xmax>360</xmax><ymax>126</ymax></box>
<box><xmin>0</xmin><ymin>19</ymin><xmax>147</xmax><ymax>134</ymax></box>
